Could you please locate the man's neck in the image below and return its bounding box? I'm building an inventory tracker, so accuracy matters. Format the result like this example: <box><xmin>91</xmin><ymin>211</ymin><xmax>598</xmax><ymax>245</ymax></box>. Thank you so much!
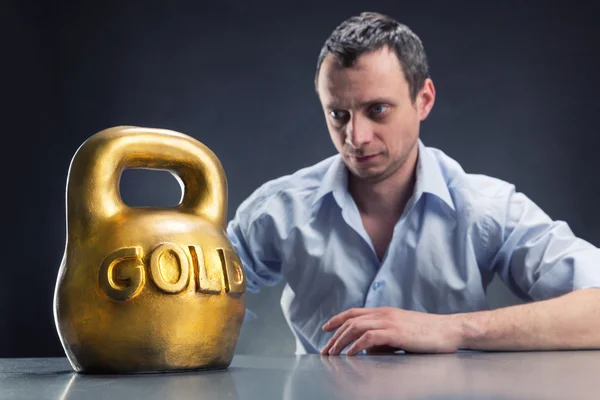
<box><xmin>348</xmin><ymin>147</ymin><xmax>419</xmax><ymax>219</ymax></box>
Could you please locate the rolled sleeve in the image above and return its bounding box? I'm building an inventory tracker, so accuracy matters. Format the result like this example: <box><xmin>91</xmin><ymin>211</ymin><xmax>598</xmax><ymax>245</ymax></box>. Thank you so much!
<box><xmin>485</xmin><ymin>185</ymin><xmax>600</xmax><ymax>301</ymax></box>
<box><xmin>226</xmin><ymin>192</ymin><xmax>283</xmax><ymax>295</ymax></box>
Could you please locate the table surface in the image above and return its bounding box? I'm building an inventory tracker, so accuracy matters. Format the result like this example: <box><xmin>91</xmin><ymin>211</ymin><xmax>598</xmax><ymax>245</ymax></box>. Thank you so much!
<box><xmin>2</xmin><ymin>351</ymin><xmax>599</xmax><ymax>400</ymax></box>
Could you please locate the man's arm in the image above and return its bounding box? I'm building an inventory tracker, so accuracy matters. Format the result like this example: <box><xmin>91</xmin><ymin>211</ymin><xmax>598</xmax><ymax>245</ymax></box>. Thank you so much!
<box><xmin>322</xmin><ymin>179</ymin><xmax>600</xmax><ymax>355</ymax></box>
<box><xmin>459</xmin><ymin>287</ymin><xmax>600</xmax><ymax>350</ymax></box>
<box><xmin>321</xmin><ymin>287</ymin><xmax>600</xmax><ymax>355</ymax></box>
<box><xmin>226</xmin><ymin>188</ymin><xmax>284</xmax><ymax>294</ymax></box>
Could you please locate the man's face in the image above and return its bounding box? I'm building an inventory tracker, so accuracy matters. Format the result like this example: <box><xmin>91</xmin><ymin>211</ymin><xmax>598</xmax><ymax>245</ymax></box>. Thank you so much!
<box><xmin>317</xmin><ymin>46</ymin><xmax>435</xmax><ymax>183</ymax></box>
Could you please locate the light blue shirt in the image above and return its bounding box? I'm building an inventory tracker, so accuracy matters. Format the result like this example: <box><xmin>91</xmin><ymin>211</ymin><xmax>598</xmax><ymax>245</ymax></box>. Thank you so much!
<box><xmin>226</xmin><ymin>140</ymin><xmax>600</xmax><ymax>354</ymax></box>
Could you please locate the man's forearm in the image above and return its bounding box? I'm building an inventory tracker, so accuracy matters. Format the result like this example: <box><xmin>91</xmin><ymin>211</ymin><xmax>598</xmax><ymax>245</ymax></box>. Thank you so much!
<box><xmin>454</xmin><ymin>288</ymin><xmax>600</xmax><ymax>351</ymax></box>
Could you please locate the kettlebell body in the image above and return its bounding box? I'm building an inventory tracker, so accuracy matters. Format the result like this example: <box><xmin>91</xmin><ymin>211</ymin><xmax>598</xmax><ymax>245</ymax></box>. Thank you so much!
<box><xmin>54</xmin><ymin>126</ymin><xmax>246</xmax><ymax>374</ymax></box>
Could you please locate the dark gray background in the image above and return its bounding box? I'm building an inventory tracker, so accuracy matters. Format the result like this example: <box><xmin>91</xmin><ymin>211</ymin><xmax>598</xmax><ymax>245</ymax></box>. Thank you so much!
<box><xmin>3</xmin><ymin>0</ymin><xmax>599</xmax><ymax>357</ymax></box>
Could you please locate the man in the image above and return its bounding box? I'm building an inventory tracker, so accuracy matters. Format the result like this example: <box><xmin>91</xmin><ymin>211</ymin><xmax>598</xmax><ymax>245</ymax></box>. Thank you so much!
<box><xmin>226</xmin><ymin>11</ymin><xmax>600</xmax><ymax>356</ymax></box>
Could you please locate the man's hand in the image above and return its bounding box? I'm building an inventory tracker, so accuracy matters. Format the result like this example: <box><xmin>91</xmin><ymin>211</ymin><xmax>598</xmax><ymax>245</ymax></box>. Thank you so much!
<box><xmin>321</xmin><ymin>289</ymin><xmax>600</xmax><ymax>355</ymax></box>
<box><xmin>320</xmin><ymin>307</ymin><xmax>463</xmax><ymax>356</ymax></box>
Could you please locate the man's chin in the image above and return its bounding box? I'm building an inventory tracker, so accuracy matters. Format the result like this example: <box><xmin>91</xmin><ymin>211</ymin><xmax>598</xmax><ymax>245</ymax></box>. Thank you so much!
<box><xmin>350</xmin><ymin>167</ymin><xmax>388</xmax><ymax>183</ymax></box>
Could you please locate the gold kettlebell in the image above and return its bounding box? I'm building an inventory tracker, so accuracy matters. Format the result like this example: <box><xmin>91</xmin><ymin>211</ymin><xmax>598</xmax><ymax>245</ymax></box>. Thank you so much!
<box><xmin>53</xmin><ymin>126</ymin><xmax>246</xmax><ymax>374</ymax></box>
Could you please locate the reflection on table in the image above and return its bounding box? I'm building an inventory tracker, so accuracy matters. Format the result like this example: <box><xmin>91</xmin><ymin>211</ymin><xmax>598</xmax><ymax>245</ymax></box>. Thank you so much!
<box><xmin>1</xmin><ymin>351</ymin><xmax>599</xmax><ymax>400</ymax></box>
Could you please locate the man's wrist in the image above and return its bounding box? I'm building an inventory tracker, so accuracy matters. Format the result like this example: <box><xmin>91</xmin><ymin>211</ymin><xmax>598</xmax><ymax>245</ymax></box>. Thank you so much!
<box><xmin>450</xmin><ymin>311</ymin><xmax>487</xmax><ymax>350</ymax></box>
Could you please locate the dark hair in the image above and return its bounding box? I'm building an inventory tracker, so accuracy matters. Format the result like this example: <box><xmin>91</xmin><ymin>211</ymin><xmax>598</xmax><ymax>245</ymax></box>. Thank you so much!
<box><xmin>315</xmin><ymin>12</ymin><xmax>429</xmax><ymax>103</ymax></box>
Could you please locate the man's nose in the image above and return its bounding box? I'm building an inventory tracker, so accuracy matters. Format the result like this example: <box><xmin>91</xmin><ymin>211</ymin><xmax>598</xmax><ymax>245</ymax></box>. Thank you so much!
<box><xmin>345</xmin><ymin>115</ymin><xmax>374</xmax><ymax>149</ymax></box>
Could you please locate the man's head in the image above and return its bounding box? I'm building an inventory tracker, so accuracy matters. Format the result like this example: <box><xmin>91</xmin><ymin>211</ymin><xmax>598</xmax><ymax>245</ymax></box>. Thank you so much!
<box><xmin>315</xmin><ymin>12</ymin><xmax>435</xmax><ymax>184</ymax></box>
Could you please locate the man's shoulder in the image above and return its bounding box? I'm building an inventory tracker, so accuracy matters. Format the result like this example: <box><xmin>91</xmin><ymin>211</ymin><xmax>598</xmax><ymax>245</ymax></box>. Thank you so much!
<box><xmin>251</xmin><ymin>155</ymin><xmax>336</xmax><ymax>200</ymax></box>
<box><xmin>426</xmin><ymin>145</ymin><xmax>516</xmax><ymax>207</ymax></box>
<box><xmin>234</xmin><ymin>155</ymin><xmax>337</xmax><ymax>219</ymax></box>
<box><xmin>424</xmin><ymin>145</ymin><xmax>522</xmax><ymax>253</ymax></box>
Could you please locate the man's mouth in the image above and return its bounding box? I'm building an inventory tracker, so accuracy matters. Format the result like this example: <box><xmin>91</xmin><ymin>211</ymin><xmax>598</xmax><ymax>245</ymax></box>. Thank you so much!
<box><xmin>353</xmin><ymin>154</ymin><xmax>379</xmax><ymax>163</ymax></box>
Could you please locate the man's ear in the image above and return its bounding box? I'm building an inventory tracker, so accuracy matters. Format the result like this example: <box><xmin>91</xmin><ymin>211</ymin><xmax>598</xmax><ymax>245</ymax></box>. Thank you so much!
<box><xmin>418</xmin><ymin>78</ymin><xmax>436</xmax><ymax>121</ymax></box>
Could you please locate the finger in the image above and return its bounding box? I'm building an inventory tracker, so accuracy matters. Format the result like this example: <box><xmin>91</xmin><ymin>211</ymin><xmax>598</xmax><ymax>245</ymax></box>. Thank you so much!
<box><xmin>322</xmin><ymin>307</ymin><xmax>377</xmax><ymax>332</ymax></box>
<box><xmin>329</xmin><ymin>318</ymin><xmax>387</xmax><ymax>355</ymax></box>
<box><xmin>346</xmin><ymin>330</ymin><xmax>390</xmax><ymax>356</ymax></box>
<box><xmin>322</xmin><ymin>314</ymin><xmax>371</xmax><ymax>355</ymax></box>
<box><xmin>321</xmin><ymin>310</ymin><xmax>378</xmax><ymax>354</ymax></box>
<box><xmin>322</xmin><ymin>313</ymin><xmax>374</xmax><ymax>354</ymax></box>
<box><xmin>321</xmin><ymin>322</ymin><xmax>352</xmax><ymax>355</ymax></box>
<box><xmin>327</xmin><ymin>317</ymin><xmax>388</xmax><ymax>355</ymax></box>
<box><xmin>321</xmin><ymin>308</ymin><xmax>389</xmax><ymax>354</ymax></box>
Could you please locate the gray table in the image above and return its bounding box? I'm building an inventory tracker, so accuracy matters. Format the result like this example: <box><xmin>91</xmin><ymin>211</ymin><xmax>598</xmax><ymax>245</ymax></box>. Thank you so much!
<box><xmin>2</xmin><ymin>351</ymin><xmax>599</xmax><ymax>399</ymax></box>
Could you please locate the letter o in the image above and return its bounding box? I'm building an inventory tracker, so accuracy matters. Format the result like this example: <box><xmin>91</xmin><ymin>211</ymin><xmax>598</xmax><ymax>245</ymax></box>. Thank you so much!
<box><xmin>149</xmin><ymin>243</ymin><xmax>190</xmax><ymax>294</ymax></box>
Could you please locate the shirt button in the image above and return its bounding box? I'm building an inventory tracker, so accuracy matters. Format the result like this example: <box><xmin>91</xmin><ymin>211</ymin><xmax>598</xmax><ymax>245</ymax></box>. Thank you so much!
<box><xmin>372</xmin><ymin>282</ymin><xmax>382</xmax><ymax>290</ymax></box>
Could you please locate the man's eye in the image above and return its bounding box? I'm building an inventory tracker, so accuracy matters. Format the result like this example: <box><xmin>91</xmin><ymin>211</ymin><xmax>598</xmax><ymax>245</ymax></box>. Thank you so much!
<box><xmin>371</xmin><ymin>104</ymin><xmax>388</xmax><ymax>115</ymax></box>
<box><xmin>330</xmin><ymin>110</ymin><xmax>348</xmax><ymax>120</ymax></box>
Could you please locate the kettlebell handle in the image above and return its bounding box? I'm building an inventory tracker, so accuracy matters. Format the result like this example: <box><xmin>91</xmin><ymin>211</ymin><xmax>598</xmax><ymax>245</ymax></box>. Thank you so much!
<box><xmin>66</xmin><ymin>126</ymin><xmax>227</xmax><ymax>231</ymax></box>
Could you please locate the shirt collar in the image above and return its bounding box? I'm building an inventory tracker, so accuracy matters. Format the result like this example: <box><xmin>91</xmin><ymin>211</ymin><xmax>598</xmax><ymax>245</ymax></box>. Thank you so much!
<box><xmin>413</xmin><ymin>139</ymin><xmax>455</xmax><ymax>212</ymax></box>
<box><xmin>311</xmin><ymin>139</ymin><xmax>455</xmax><ymax>212</ymax></box>
<box><xmin>312</xmin><ymin>153</ymin><xmax>348</xmax><ymax>209</ymax></box>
